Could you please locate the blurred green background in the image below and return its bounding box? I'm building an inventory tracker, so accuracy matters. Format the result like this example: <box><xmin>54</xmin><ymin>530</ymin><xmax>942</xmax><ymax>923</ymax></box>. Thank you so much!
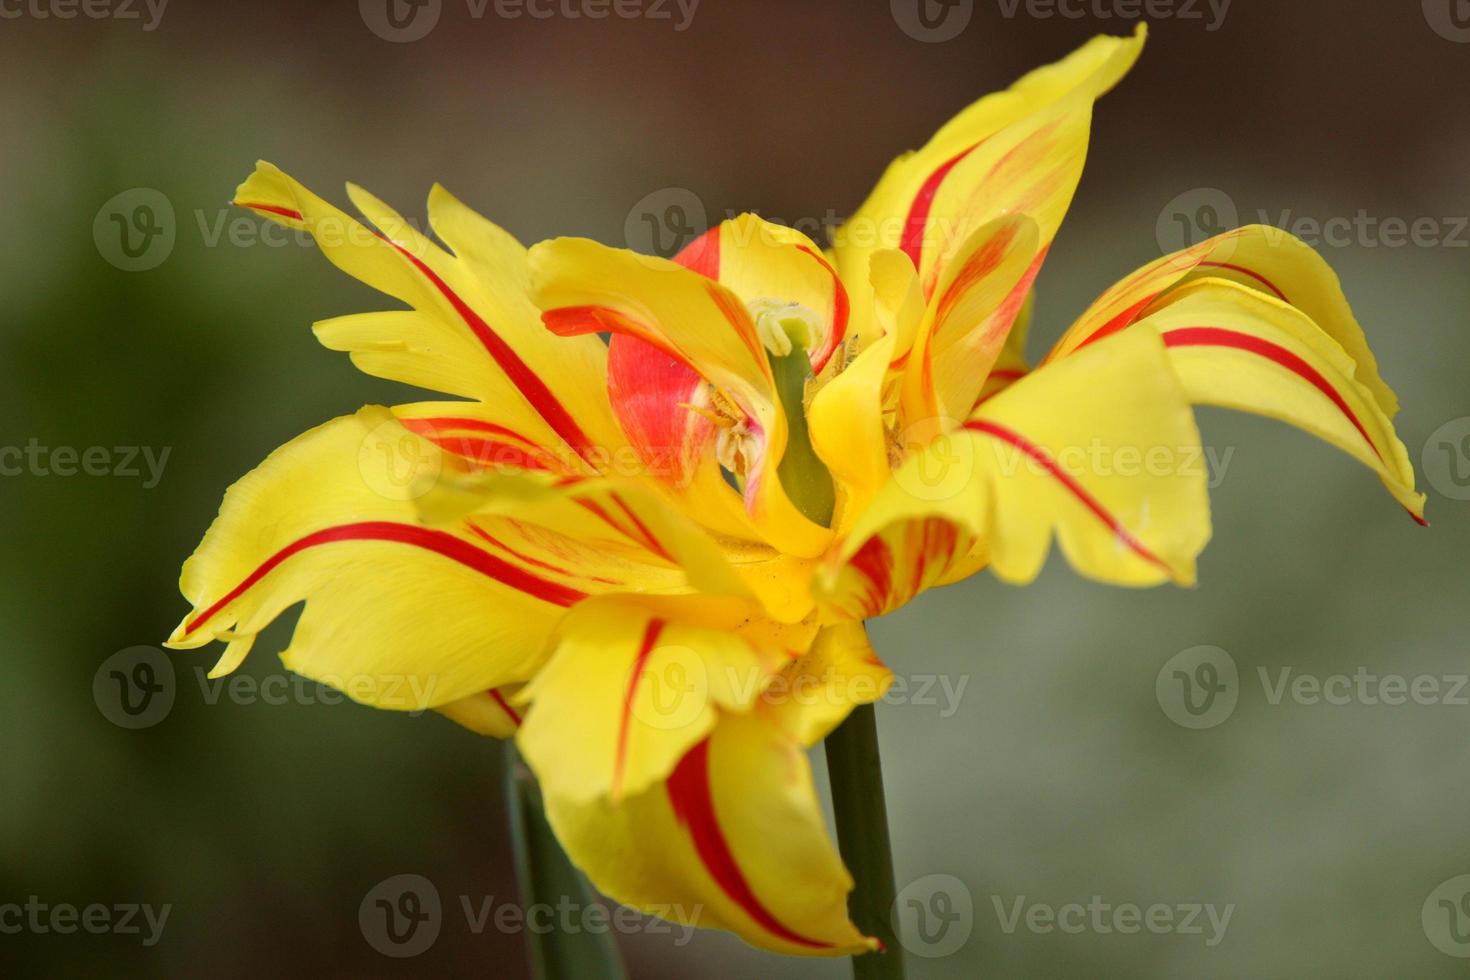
<box><xmin>3</xmin><ymin>1</ymin><xmax>1468</xmax><ymax>976</ymax></box>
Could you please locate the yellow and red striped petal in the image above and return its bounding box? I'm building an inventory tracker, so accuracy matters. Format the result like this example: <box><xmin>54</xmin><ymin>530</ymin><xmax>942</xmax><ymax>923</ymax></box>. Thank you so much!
<box><xmin>435</xmin><ymin>685</ymin><xmax>526</xmax><ymax>738</ymax></box>
<box><xmin>762</xmin><ymin>622</ymin><xmax>893</xmax><ymax>747</ymax></box>
<box><xmin>686</xmin><ymin>215</ymin><xmax>851</xmax><ymax>375</ymax></box>
<box><xmin>235</xmin><ymin>163</ymin><xmax>624</xmax><ymax>472</ymax></box>
<box><xmin>515</xmin><ymin>598</ymin><xmax>804</xmax><ymax>804</ymax></box>
<box><xmin>1046</xmin><ymin>225</ymin><xmax>1401</xmax><ymax>417</ymax></box>
<box><xmin>531</xmin><ymin>237</ymin><xmax>832</xmax><ymax>558</ymax></box>
<box><xmin>833</xmin><ymin>27</ymin><xmax>1146</xmax><ymax>347</ymax></box>
<box><xmin>165</xmin><ymin>408</ymin><xmax>589</xmax><ymax>707</ymax></box>
<box><xmin>820</xmin><ymin>327</ymin><xmax>1209</xmax><ymax>615</ymax></box>
<box><xmin>1130</xmin><ymin>278</ymin><xmax>1425</xmax><ymax>521</ymax></box>
<box><xmin>543</xmin><ymin>707</ymin><xmax>876</xmax><ymax>957</ymax></box>
<box><xmin>899</xmin><ymin>214</ymin><xmax>1042</xmax><ymax>425</ymax></box>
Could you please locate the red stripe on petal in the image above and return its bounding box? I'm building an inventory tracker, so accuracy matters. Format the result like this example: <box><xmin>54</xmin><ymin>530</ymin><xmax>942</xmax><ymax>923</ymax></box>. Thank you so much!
<box><xmin>612</xmin><ymin>618</ymin><xmax>666</xmax><ymax>800</ymax></box>
<box><xmin>1197</xmin><ymin>261</ymin><xmax>1290</xmax><ymax>303</ymax></box>
<box><xmin>378</xmin><ymin>237</ymin><xmax>598</xmax><ymax>465</ymax></box>
<box><xmin>236</xmin><ymin>202</ymin><xmax>304</xmax><ymax>221</ymax></box>
<box><xmin>183</xmin><ymin>521</ymin><xmax>586</xmax><ymax>635</ymax></box>
<box><xmin>850</xmin><ymin>535</ymin><xmax>895</xmax><ymax>619</ymax></box>
<box><xmin>963</xmin><ymin>420</ymin><xmax>1173</xmax><ymax>575</ymax></box>
<box><xmin>899</xmin><ymin>142</ymin><xmax>982</xmax><ymax>271</ymax></box>
<box><xmin>795</xmin><ymin>245</ymin><xmax>850</xmax><ymax>375</ymax></box>
<box><xmin>490</xmin><ymin>688</ymin><xmax>523</xmax><ymax>727</ymax></box>
<box><xmin>1162</xmin><ymin>326</ymin><xmax>1380</xmax><ymax>461</ymax></box>
<box><xmin>666</xmin><ymin>739</ymin><xmax>833</xmax><ymax>950</ymax></box>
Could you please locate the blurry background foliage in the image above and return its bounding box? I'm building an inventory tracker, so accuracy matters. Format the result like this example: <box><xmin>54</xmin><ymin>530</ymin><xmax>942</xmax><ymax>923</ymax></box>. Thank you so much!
<box><xmin>2</xmin><ymin>1</ymin><xmax>1468</xmax><ymax>976</ymax></box>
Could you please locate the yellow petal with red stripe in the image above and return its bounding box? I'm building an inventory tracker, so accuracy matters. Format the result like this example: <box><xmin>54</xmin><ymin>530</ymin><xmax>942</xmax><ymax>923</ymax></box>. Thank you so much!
<box><xmin>1129</xmin><ymin>278</ymin><xmax>1425</xmax><ymax>521</ymax></box>
<box><xmin>1046</xmin><ymin>225</ymin><xmax>1401</xmax><ymax>418</ymax></box>
<box><xmin>542</xmin><ymin>707</ymin><xmax>876</xmax><ymax>957</ymax></box>
<box><xmin>821</xmin><ymin>327</ymin><xmax>1209</xmax><ymax>616</ymax></box>
<box><xmin>165</xmin><ymin>408</ymin><xmax>590</xmax><ymax>708</ymax></box>
<box><xmin>515</xmin><ymin>598</ymin><xmax>801</xmax><ymax>804</ymax></box>
<box><xmin>530</xmin><ymin>237</ymin><xmax>832</xmax><ymax>558</ymax></box>
<box><xmin>234</xmin><ymin>163</ymin><xmax>624</xmax><ymax>472</ymax></box>
<box><xmin>762</xmin><ymin>622</ymin><xmax>894</xmax><ymax>746</ymax></box>
<box><xmin>834</xmin><ymin>27</ymin><xmax>1146</xmax><ymax>346</ymax></box>
<box><xmin>436</xmin><ymin>685</ymin><xmax>526</xmax><ymax>738</ymax></box>
<box><xmin>900</xmin><ymin>214</ymin><xmax>1042</xmax><ymax>425</ymax></box>
<box><xmin>685</xmin><ymin>215</ymin><xmax>852</xmax><ymax>375</ymax></box>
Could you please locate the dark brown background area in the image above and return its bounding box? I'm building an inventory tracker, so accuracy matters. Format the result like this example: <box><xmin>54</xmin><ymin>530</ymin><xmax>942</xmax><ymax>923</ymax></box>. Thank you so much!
<box><xmin>2</xmin><ymin>1</ymin><xmax>1468</xmax><ymax>977</ymax></box>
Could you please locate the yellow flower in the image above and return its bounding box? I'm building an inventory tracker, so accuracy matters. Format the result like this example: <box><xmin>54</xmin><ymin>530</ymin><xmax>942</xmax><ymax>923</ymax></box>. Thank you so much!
<box><xmin>167</xmin><ymin>25</ymin><xmax>1423</xmax><ymax>958</ymax></box>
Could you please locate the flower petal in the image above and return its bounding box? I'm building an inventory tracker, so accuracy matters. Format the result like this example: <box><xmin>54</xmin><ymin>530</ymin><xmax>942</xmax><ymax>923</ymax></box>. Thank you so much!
<box><xmin>820</xmin><ymin>327</ymin><xmax>1209</xmax><ymax>616</ymax></box>
<box><xmin>515</xmin><ymin>598</ymin><xmax>804</xmax><ymax>804</ymax></box>
<box><xmin>761</xmin><ymin>622</ymin><xmax>893</xmax><ymax>746</ymax></box>
<box><xmin>834</xmin><ymin>27</ymin><xmax>1146</xmax><ymax>347</ymax></box>
<box><xmin>531</xmin><ymin>237</ymin><xmax>832</xmax><ymax>557</ymax></box>
<box><xmin>1130</xmin><ymin>278</ymin><xmax>1425</xmax><ymax>521</ymax></box>
<box><xmin>436</xmin><ymin>685</ymin><xmax>525</xmax><ymax>738</ymax></box>
<box><xmin>234</xmin><ymin>163</ymin><xmax>624</xmax><ymax>471</ymax></box>
<box><xmin>542</xmin><ymin>708</ymin><xmax>876</xmax><ymax>957</ymax></box>
<box><xmin>165</xmin><ymin>408</ymin><xmax>587</xmax><ymax>706</ymax></box>
<box><xmin>1046</xmin><ymin>225</ymin><xmax>1400</xmax><ymax>417</ymax></box>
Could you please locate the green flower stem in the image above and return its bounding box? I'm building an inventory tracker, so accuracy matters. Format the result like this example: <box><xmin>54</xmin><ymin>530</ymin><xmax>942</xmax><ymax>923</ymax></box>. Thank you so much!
<box><xmin>825</xmin><ymin>703</ymin><xmax>906</xmax><ymax>979</ymax></box>
<box><xmin>504</xmin><ymin>742</ymin><xmax>627</xmax><ymax>980</ymax></box>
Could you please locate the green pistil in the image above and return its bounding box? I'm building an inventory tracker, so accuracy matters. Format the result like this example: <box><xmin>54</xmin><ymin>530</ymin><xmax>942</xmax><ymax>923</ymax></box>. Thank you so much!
<box><xmin>767</xmin><ymin>317</ymin><xmax>835</xmax><ymax>527</ymax></box>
